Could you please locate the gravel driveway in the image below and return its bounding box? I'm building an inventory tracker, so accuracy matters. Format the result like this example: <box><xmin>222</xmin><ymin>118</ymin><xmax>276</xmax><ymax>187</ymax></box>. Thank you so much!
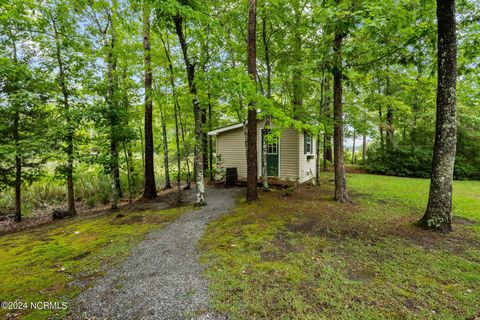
<box><xmin>73</xmin><ymin>187</ymin><xmax>241</xmax><ymax>320</ymax></box>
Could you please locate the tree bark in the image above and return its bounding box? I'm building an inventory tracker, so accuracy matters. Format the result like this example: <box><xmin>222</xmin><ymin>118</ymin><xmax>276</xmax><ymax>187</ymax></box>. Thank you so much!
<box><xmin>316</xmin><ymin>133</ymin><xmax>321</xmax><ymax>185</ymax></box>
<box><xmin>142</xmin><ymin>1</ymin><xmax>157</xmax><ymax>199</ymax></box>
<box><xmin>261</xmin><ymin>119</ymin><xmax>271</xmax><ymax>192</ymax></box>
<box><xmin>323</xmin><ymin>133</ymin><xmax>328</xmax><ymax>170</ymax></box>
<box><xmin>123</xmin><ymin>142</ymin><xmax>133</xmax><ymax>203</ymax></box>
<box><xmin>316</xmin><ymin>73</ymin><xmax>325</xmax><ymax>184</ymax></box>
<box><xmin>420</xmin><ymin>0</ymin><xmax>457</xmax><ymax>232</ymax></box>
<box><xmin>174</xmin><ymin>99</ymin><xmax>182</xmax><ymax>202</ymax></box>
<box><xmin>386</xmin><ymin>76</ymin><xmax>394</xmax><ymax>148</ymax></box>
<box><xmin>332</xmin><ymin>14</ymin><xmax>349</xmax><ymax>203</ymax></box>
<box><xmin>11</xmin><ymin>43</ymin><xmax>22</xmax><ymax>223</ymax></box>
<box><xmin>52</xmin><ymin>17</ymin><xmax>76</xmax><ymax>216</ymax></box>
<box><xmin>174</xmin><ymin>15</ymin><xmax>206</xmax><ymax>205</ymax></box>
<box><xmin>208</xmin><ymin>95</ymin><xmax>214</xmax><ymax>181</ymax></box>
<box><xmin>387</xmin><ymin>106</ymin><xmax>395</xmax><ymax>148</ymax></box>
<box><xmin>362</xmin><ymin>134</ymin><xmax>367</xmax><ymax>161</ymax></box>
<box><xmin>325</xmin><ymin>139</ymin><xmax>333</xmax><ymax>163</ymax></box>
<box><xmin>121</xmin><ymin>67</ymin><xmax>136</xmax><ymax>192</ymax></box>
<box><xmin>261</xmin><ymin>13</ymin><xmax>271</xmax><ymax>192</ymax></box>
<box><xmin>351</xmin><ymin>129</ymin><xmax>356</xmax><ymax>164</ymax></box>
<box><xmin>178</xmin><ymin>102</ymin><xmax>192</xmax><ymax>189</ymax></box>
<box><xmin>202</xmin><ymin>108</ymin><xmax>208</xmax><ymax>176</ymax></box>
<box><xmin>14</xmin><ymin>109</ymin><xmax>21</xmax><ymax>222</ymax></box>
<box><xmin>411</xmin><ymin>65</ymin><xmax>422</xmax><ymax>147</ymax></box>
<box><xmin>376</xmin><ymin>78</ymin><xmax>385</xmax><ymax>152</ymax></box>
<box><xmin>202</xmin><ymin>59</ymin><xmax>213</xmax><ymax>181</ymax></box>
<box><xmin>160</xmin><ymin>100</ymin><xmax>171</xmax><ymax>189</ymax></box>
<box><xmin>292</xmin><ymin>0</ymin><xmax>303</xmax><ymax>119</ymax></box>
<box><xmin>139</xmin><ymin>125</ymin><xmax>145</xmax><ymax>175</ymax></box>
<box><xmin>105</xmin><ymin>18</ymin><xmax>122</xmax><ymax>209</ymax></box>
<box><xmin>323</xmin><ymin>76</ymin><xmax>332</xmax><ymax>164</ymax></box>
<box><xmin>161</xmin><ymin>34</ymin><xmax>180</xmax><ymax>198</ymax></box>
<box><xmin>379</xmin><ymin>105</ymin><xmax>384</xmax><ymax>151</ymax></box>
<box><xmin>246</xmin><ymin>0</ymin><xmax>258</xmax><ymax>202</ymax></box>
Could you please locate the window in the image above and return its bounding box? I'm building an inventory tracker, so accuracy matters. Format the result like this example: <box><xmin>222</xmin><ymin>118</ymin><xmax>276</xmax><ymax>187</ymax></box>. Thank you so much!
<box><xmin>267</xmin><ymin>142</ymin><xmax>278</xmax><ymax>154</ymax></box>
<box><xmin>304</xmin><ymin>132</ymin><xmax>312</xmax><ymax>154</ymax></box>
<box><xmin>263</xmin><ymin>129</ymin><xmax>278</xmax><ymax>154</ymax></box>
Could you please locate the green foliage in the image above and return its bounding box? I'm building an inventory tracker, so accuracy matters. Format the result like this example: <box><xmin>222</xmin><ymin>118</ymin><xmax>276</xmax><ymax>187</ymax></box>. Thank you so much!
<box><xmin>0</xmin><ymin>57</ymin><xmax>51</xmax><ymax>190</ymax></box>
<box><xmin>0</xmin><ymin>0</ymin><xmax>479</xmax><ymax>217</ymax></box>
<box><xmin>0</xmin><ymin>164</ymin><xmax>130</xmax><ymax>216</ymax></box>
<box><xmin>365</xmin><ymin>108</ymin><xmax>480</xmax><ymax>180</ymax></box>
<box><xmin>365</xmin><ymin>142</ymin><xmax>433</xmax><ymax>178</ymax></box>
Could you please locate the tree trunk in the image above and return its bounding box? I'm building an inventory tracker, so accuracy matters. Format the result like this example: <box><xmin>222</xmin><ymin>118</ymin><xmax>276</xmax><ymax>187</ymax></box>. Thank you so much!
<box><xmin>292</xmin><ymin>0</ymin><xmax>303</xmax><ymax>119</ymax></box>
<box><xmin>161</xmin><ymin>34</ymin><xmax>181</xmax><ymax>200</ymax></box>
<box><xmin>323</xmin><ymin>133</ymin><xmax>327</xmax><ymax>171</ymax></box>
<box><xmin>386</xmin><ymin>108</ymin><xmax>394</xmax><ymax>147</ymax></box>
<box><xmin>110</xmin><ymin>139</ymin><xmax>121</xmax><ymax>208</ymax></box>
<box><xmin>121</xmin><ymin>67</ymin><xmax>136</xmax><ymax>192</ymax></box>
<box><xmin>178</xmin><ymin>103</ymin><xmax>192</xmax><ymax>189</ymax></box>
<box><xmin>105</xmin><ymin>23</ymin><xmax>122</xmax><ymax>209</ymax></box>
<box><xmin>379</xmin><ymin>106</ymin><xmax>384</xmax><ymax>151</ymax></box>
<box><xmin>202</xmin><ymin>108</ymin><xmax>208</xmax><ymax>176</ymax></box>
<box><xmin>385</xmin><ymin>74</ymin><xmax>394</xmax><ymax>149</ymax></box>
<box><xmin>261</xmin><ymin>14</ymin><xmax>272</xmax><ymax>192</ymax></box>
<box><xmin>411</xmin><ymin>66</ymin><xmax>421</xmax><ymax>147</ymax></box>
<box><xmin>174</xmin><ymin>99</ymin><xmax>182</xmax><ymax>202</ymax></box>
<box><xmin>201</xmin><ymin>63</ymin><xmax>214</xmax><ymax>181</ymax></box>
<box><xmin>316</xmin><ymin>133</ymin><xmax>321</xmax><ymax>185</ymax></box>
<box><xmin>351</xmin><ymin>129</ymin><xmax>356</xmax><ymax>164</ymax></box>
<box><xmin>160</xmin><ymin>101</ymin><xmax>171</xmax><ymax>189</ymax></box>
<box><xmin>323</xmin><ymin>76</ymin><xmax>332</xmax><ymax>164</ymax></box>
<box><xmin>262</xmin><ymin>117</ymin><xmax>271</xmax><ymax>191</ymax></box>
<box><xmin>11</xmin><ymin>42</ymin><xmax>22</xmax><ymax>223</ymax></box>
<box><xmin>332</xmin><ymin>16</ymin><xmax>349</xmax><ymax>203</ymax></box>
<box><xmin>142</xmin><ymin>1</ymin><xmax>157</xmax><ymax>199</ymax></box>
<box><xmin>14</xmin><ymin>109</ymin><xmax>21</xmax><ymax>222</ymax></box>
<box><xmin>246</xmin><ymin>0</ymin><xmax>258</xmax><ymax>202</ymax></box>
<box><xmin>52</xmin><ymin>17</ymin><xmax>76</xmax><ymax>216</ymax></box>
<box><xmin>123</xmin><ymin>142</ymin><xmax>133</xmax><ymax>203</ymax></box>
<box><xmin>362</xmin><ymin>134</ymin><xmax>367</xmax><ymax>161</ymax></box>
<box><xmin>174</xmin><ymin>15</ymin><xmax>206</xmax><ymax>205</ymax></box>
<box><xmin>325</xmin><ymin>138</ymin><xmax>333</xmax><ymax>163</ymax></box>
<box><xmin>316</xmin><ymin>73</ymin><xmax>325</xmax><ymax>184</ymax></box>
<box><xmin>420</xmin><ymin>0</ymin><xmax>457</xmax><ymax>232</ymax></box>
<box><xmin>208</xmin><ymin>96</ymin><xmax>214</xmax><ymax>181</ymax></box>
<box><xmin>243</xmin><ymin>120</ymin><xmax>249</xmax><ymax>165</ymax></box>
<box><xmin>139</xmin><ymin>126</ymin><xmax>145</xmax><ymax>175</ymax></box>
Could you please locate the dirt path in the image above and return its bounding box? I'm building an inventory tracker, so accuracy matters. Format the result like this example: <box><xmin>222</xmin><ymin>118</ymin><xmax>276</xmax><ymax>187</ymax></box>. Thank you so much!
<box><xmin>73</xmin><ymin>187</ymin><xmax>241</xmax><ymax>320</ymax></box>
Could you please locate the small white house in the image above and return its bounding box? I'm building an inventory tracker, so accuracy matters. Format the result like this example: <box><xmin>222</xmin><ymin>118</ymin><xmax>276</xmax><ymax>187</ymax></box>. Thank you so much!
<box><xmin>207</xmin><ymin>121</ymin><xmax>317</xmax><ymax>184</ymax></box>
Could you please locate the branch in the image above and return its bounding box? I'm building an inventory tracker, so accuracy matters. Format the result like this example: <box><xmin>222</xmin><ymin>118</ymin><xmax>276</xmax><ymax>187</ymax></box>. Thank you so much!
<box><xmin>342</xmin><ymin>36</ymin><xmax>415</xmax><ymax>71</ymax></box>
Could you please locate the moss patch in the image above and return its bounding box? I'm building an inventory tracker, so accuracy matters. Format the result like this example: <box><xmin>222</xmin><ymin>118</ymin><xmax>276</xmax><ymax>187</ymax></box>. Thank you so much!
<box><xmin>0</xmin><ymin>205</ymin><xmax>189</xmax><ymax>320</ymax></box>
<box><xmin>199</xmin><ymin>174</ymin><xmax>480</xmax><ymax>319</ymax></box>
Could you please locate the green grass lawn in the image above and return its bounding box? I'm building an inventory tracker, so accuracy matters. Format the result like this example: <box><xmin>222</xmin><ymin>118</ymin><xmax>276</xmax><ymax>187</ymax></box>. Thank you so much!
<box><xmin>199</xmin><ymin>173</ymin><xmax>480</xmax><ymax>319</ymax></box>
<box><xmin>0</xmin><ymin>205</ymin><xmax>189</xmax><ymax>320</ymax></box>
<box><xmin>348</xmin><ymin>173</ymin><xmax>480</xmax><ymax>222</ymax></box>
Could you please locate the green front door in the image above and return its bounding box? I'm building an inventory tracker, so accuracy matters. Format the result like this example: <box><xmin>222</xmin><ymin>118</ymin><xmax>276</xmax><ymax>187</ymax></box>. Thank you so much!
<box><xmin>262</xmin><ymin>130</ymin><xmax>279</xmax><ymax>177</ymax></box>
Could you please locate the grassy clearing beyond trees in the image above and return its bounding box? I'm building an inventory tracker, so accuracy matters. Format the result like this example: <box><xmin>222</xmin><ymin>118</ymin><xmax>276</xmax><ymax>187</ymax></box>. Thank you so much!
<box><xmin>199</xmin><ymin>173</ymin><xmax>480</xmax><ymax>319</ymax></box>
<box><xmin>0</xmin><ymin>205</ymin><xmax>189</xmax><ymax>320</ymax></box>
<box><xmin>347</xmin><ymin>174</ymin><xmax>480</xmax><ymax>223</ymax></box>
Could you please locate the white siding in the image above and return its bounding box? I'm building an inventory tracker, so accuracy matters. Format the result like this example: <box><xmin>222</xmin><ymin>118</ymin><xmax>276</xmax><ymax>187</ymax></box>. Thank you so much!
<box><xmin>216</xmin><ymin>122</ymin><xmax>263</xmax><ymax>180</ymax></box>
<box><xmin>216</xmin><ymin>127</ymin><xmax>247</xmax><ymax>178</ymax></box>
<box><xmin>298</xmin><ymin>132</ymin><xmax>317</xmax><ymax>183</ymax></box>
<box><xmin>279</xmin><ymin>128</ymin><xmax>299</xmax><ymax>181</ymax></box>
<box><xmin>215</xmin><ymin>122</ymin><xmax>313</xmax><ymax>183</ymax></box>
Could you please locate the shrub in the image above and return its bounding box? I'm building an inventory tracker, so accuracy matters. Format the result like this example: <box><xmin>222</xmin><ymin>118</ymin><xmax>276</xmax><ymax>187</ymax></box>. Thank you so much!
<box><xmin>85</xmin><ymin>196</ymin><xmax>97</xmax><ymax>208</ymax></box>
